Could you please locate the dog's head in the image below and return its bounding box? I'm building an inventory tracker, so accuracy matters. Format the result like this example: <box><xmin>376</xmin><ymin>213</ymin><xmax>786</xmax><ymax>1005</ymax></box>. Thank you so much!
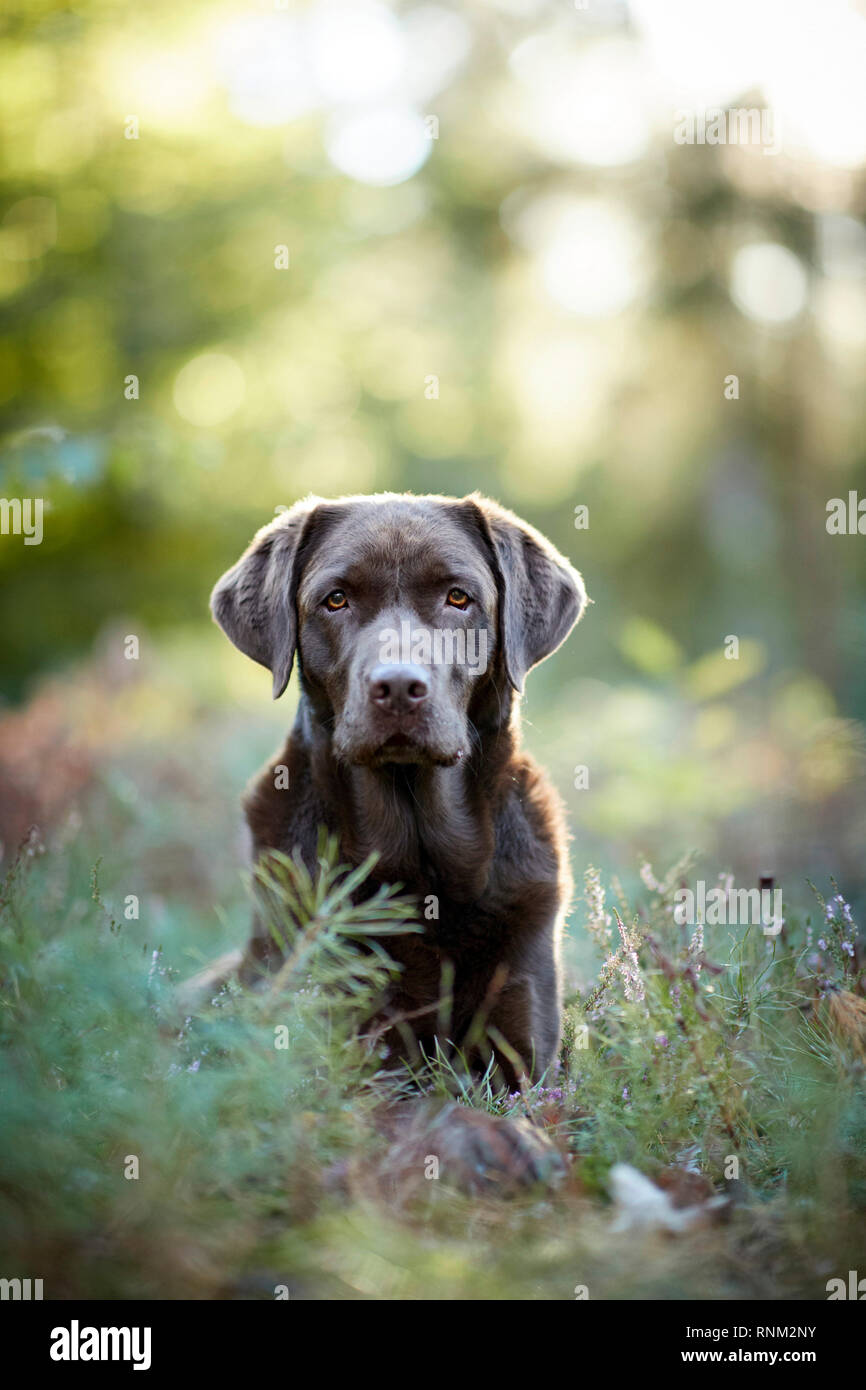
<box><xmin>211</xmin><ymin>493</ymin><xmax>586</xmax><ymax>768</ymax></box>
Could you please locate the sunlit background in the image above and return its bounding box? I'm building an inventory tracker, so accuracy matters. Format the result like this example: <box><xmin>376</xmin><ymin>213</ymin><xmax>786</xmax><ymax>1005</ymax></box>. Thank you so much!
<box><xmin>1</xmin><ymin>0</ymin><xmax>865</xmax><ymax>938</ymax></box>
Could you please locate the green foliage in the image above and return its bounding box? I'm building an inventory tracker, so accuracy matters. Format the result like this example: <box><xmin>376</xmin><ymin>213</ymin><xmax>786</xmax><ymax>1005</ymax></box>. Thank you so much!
<box><xmin>1</xmin><ymin>822</ymin><xmax>864</xmax><ymax>1299</ymax></box>
<box><xmin>550</xmin><ymin>865</ymin><xmax>866</xmax><ymax>1210</ymax></box>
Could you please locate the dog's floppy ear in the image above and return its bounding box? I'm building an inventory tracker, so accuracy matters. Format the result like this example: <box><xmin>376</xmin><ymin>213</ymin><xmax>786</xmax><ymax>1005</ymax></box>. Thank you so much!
<box><xmin>210</xmin><ymin>499</ymin><xmax>322</xmax><ymax>699</ymax></box>
<box><xmin>466</xmin><ymin>495</ymin><xmax>587</xmax><ymax>694</ymax></box>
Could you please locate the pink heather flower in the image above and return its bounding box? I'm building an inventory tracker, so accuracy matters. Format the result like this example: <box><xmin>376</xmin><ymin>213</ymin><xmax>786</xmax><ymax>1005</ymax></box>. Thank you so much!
<box><xmin>640</xmin><ymin>861</ymin><xmax>662</xmax><ymax>893</ymax></box>
<box><xmin>688</xmin><ymin>924</ymin><xmax>705</xmax><ymax>976</ymax></box>
<box><xmin>584</xmin><ymin>866</ymin><xmax>613</xmax><ymax>948</ymax></box>
<box><xmin>616</xmin><ymin>916</ymin><xmax>646</xmax><ymax>1003</ymax></box>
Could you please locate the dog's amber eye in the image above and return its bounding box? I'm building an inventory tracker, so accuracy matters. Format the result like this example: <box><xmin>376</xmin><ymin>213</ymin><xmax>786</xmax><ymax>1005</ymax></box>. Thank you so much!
<box><xmin>446</xmin><ymin>588</ymin><xmax>470</xmax><ymax>609</ymax></box>
<box><xmin>325</xmin><ymin>590</ymin><xmax>348</xmax><ymax>611</ymax></box>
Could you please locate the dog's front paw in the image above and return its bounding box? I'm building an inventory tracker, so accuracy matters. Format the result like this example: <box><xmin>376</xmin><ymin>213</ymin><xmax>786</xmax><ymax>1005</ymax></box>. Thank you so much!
<box><xmin>382</xmin><ymin>1099</ymin><xmax>567</xmax><ymax>1196</ymax></box>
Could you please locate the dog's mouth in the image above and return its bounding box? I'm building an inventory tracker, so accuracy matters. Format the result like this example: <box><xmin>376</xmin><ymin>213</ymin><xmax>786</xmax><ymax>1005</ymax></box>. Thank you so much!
<box><xmin>366</xmin><ymin>731</ymin><xmax>464</xmax><ymax>768</ymax></box>
<box><xmin>372</xmin><ymin>732</ymin><xmax>429</xmax><ymax>765</ymax></box>
<box><xmin>333</xmin><ymin>709</ymin><xmax>466</xmax><ymax>769</ymax></box>
<box><xmin>380</xmin><ymin>731</ymin><xmax>413</xmax><ymax>750</ymax></box>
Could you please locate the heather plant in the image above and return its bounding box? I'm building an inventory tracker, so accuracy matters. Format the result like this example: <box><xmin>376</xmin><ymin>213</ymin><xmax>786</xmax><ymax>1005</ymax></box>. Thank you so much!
<box><xmin>544</xmin><ymin>863</ymin><xmax>866</xmax><ymax>1209</ymax></box>
<box><xmin>1</xmin><ymin>823</ymin><xmax>864</xmax><ymax>1300</ymax></box>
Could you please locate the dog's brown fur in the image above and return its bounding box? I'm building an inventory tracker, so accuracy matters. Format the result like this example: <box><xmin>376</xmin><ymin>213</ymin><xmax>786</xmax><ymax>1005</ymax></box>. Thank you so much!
<box><xmin>191</xmin><ymin>492</ymin><xmax>586</xmax><ymax>1089</ymax></box>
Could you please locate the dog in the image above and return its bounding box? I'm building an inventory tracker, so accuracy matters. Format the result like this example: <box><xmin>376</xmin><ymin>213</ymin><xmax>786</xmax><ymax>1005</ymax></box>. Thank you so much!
<box><xmin>183</xmin><ymin>492</ymin><xmax>586</xmax><ymax>1183</ymax></box>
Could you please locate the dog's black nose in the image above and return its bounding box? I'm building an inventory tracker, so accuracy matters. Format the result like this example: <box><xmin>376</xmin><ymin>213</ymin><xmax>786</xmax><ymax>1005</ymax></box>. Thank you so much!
<box><xmin>369</xmin><ymin>664</ymin><xmax>429</xmax><ymax>714</ymax></box>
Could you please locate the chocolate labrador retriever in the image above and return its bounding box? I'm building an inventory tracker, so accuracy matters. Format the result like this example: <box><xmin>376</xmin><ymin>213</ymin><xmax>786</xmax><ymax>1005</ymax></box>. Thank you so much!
<box><xmin>187</xmin><ymin>492</ymin><xmax>586</xmax><ymax>1106</ymax></box>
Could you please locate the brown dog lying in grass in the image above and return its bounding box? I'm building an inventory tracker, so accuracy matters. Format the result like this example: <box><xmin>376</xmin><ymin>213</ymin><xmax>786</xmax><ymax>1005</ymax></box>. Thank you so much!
<box><xmin>182</xmin><ymin>491</ymin><xmax>587</xmax><ymax>1190</ymax></box>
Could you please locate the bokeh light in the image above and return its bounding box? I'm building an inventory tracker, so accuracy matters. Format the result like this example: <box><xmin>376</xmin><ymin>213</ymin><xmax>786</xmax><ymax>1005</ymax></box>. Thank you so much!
<box><xmin>325</xmin><ymin>107</ymin><xmax>431</xmax><ymax>185</ymax></box>
<box><xmin>173</xmin><ymin>353</ymin><xmax>246</xmax><ymax>428</ymax></box>
<box><xmin>729</xmin><ymin>242</ymin><xmax>809</xmax><ymax>324</ymax></box>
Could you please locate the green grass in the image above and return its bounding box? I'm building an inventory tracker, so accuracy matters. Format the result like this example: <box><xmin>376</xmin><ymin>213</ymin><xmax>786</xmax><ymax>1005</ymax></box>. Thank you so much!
<box><xmin>1</xmin><ymin>783</ymin><xmax>865</xmax><ymax>1300</ymax></box>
